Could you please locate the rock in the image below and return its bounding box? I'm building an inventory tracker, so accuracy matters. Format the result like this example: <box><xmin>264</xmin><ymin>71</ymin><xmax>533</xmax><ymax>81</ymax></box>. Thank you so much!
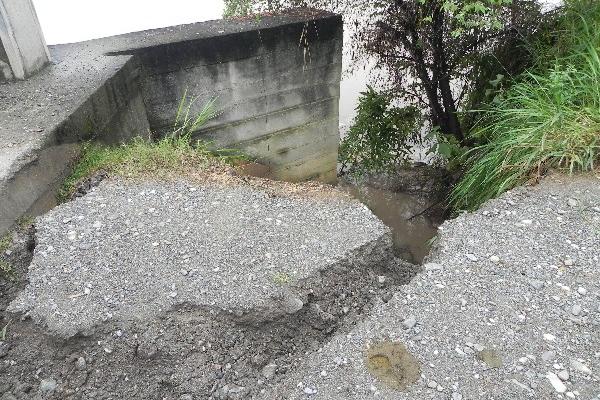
<box><xmin>136</xmin><ymin>342</ymin><xmax>158</xmax><ymax>359</ymax></box>
<box><xmin>75</xmin><ymin>356</ymin><xmax>86</xmax><ymax>370</ymax></box>
<box><xmin>489</xmin><ymin>256</ymin><xmax>500</xmax><ymax>263</ymax></box>
<box><xmin>0</xmin><ymin>342</ymin><xmax>9</xmax><ymax>358</ymax></box>
<box><xmin>424</xmin><ymin>263</ymin><xmax>443</xmax><ymax>272</ymax></box>
<box><xmin>557</xmin><ymin>370</ymin><xmax>570</xmax><ymax>381</ymax></box>
<box><xmin>570</xmin><ymin>360</ymin><xmax>592</xmax><ymax>375</ymax></box>
<box><xmin>466</xmin><ymin>254</ymin><xmax>478</xmax><ymax>262</ymax></box>
<box><xmin>377</xmin><ymin>275</ymin><xmax>387</xmax><ymax>285</ymax></box>
<box><xmin>427</xmin><ymin>381</ymin><xmax>438</xmax><ymax>389</ymax></box>
<box><xmin>541</xmin><ymin>351</ymin><xmax>555</xmax><ymax>362</ymax></box>
<box><xmin>39</xmin><ymin>378</ymin><xmax>57</xmax><ymax>394</ymax></box>
<box><xmin>179</xmin><ymin>395</ymin><xmax>193</xmax><ymax>400</ymax></box>
<box><xmin>564</xmin><ymin>259</ymin><xmax>574</xmax><ymax>266</ymax></box>
<box><xmin>567</xmin><ymin>198</ymin><xmax>578</xmax><ymax>207</ymax></box>
<box><xmin>571</xmin><ymin>305</ymin><xmax>582</xmax><ymax>316</ymax></box>
<box><xmin>261</xmin><ymin>363</ymin><xmax>277</xmax><ymax>379</ymax></box>
<box><xmin>577</xmin><ymin>287</ymin><xmax>587</xmax><ymax>295</ymax></box>
<box><xmin>226</xmin><ymin>384</ymin><xmax>246</xmax><ymax>395</ymax></box>
<box><xmin>282</xmin><ymin>295</ymin><xmax>304</xmax><ymax>314</ymax></box>
<box><xmin>304</xmin><ymin>387</ymin><xmax>317</xmax><ymax>395</ymax></box>
<box><xmin>546</xmin><ymin>372</ymin><xmax>567</xmax><ymax>393</ymax></box>
<box><xmin>529</xmin><ymin>279</ymin><xmax>544</xmax><ymax>290</ymax></box>
<box><xmin>402</xmin><ymin>316</ymin><xmax>417</xmax><ymax>330</ymax></box>
<box><xmin>452</xmin><ymin>392</ymin><xmax>463</xmax><ymax>400</ymax></box>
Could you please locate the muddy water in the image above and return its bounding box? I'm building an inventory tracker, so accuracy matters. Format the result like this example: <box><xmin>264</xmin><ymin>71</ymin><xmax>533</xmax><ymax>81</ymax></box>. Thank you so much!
<box><xmin>337</xmin><ymin>182</ymin><xmax>439</xmax><ymax>264</ymax></box>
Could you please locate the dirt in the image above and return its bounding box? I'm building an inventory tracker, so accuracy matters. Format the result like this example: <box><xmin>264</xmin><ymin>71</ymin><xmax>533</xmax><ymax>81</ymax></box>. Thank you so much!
<box><xmin>0</xmin><ymin>219</ymin><xmax>419</xmax><ymax>399</ymax></box>
<box><xmin>365</xmin><ymin>341</ymin><xmax>421</xmax><ymax>391</ymax></box>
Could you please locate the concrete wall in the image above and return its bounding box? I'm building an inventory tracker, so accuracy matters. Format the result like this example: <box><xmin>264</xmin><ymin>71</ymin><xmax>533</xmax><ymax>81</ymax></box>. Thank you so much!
<box><xmin>0</xmin><ymin>0</ymin><xmax>50</xmax><ymax>80</ymax></box>
<box><xmin>0</xmin><ymin>56</ymin><xmax>150</xmax><ymax>234</ymax></box>
<box><xmin>137</xmin><ymin>14</ymin><xmax>343</xmax><ymax>182</ymax></box>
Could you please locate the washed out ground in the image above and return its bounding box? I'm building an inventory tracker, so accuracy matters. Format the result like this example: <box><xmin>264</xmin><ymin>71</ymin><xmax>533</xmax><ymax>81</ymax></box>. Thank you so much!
<box><xmin>0</xmin><ymin>170</ymin><xmax>419</xmax><ymax>399</ymax></box>
<box><xmin>1</xmin><ymin>170</ymin><xmax>599</xmax><ymax>399</ymax></box>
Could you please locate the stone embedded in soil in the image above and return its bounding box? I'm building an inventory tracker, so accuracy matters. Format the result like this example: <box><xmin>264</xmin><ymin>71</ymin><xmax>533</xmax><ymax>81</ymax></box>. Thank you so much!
<box><xmin>8</xmin><ymin>179</ymin><xmax>391</xmax><ymax>338</ymax></box>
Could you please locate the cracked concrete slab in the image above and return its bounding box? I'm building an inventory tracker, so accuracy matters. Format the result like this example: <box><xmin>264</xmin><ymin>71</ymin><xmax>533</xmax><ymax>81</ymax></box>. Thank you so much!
<box><xmin>9</xmin><ymin>179</ymin><xmax>391</xmax><ymax>338</ymax></box>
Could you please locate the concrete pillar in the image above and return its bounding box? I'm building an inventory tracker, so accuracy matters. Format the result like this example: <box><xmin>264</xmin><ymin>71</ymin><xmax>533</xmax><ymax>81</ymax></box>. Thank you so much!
<box><xmin>0</xmin><ymin>0</ymin><xmax>50</xmax><ymax>80</ymax></box>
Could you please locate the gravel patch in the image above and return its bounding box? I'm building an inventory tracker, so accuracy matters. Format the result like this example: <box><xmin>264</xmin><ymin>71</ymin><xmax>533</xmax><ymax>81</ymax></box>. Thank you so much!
<box><xmin>9</xmin><ymin>179</ymin><xmax>388</xmax><ymax>338</ymax></box>
<box><xmin>258</xmin><ymin>175</ymin><xmax>600</xmax><ymax>399</ymax></box>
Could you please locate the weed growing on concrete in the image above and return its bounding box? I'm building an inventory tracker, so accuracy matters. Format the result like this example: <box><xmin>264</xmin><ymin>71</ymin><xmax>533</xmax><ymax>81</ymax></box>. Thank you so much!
<box><xmin>59</xmin><ymin>97</ymin><xmax>244</xmax><ymax>201</ymax></box>
<box><xmin>15</xmin><ymin>215</ymin><xmax>34</xmax><ymax>230</ymax></box>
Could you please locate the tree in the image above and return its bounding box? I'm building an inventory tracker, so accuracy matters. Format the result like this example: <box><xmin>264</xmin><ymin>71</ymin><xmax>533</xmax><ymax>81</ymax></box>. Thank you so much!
<box><xmin>225</xmin><ymin>0</ymin><xmax>545</xmax><ymax>145</ymax></box>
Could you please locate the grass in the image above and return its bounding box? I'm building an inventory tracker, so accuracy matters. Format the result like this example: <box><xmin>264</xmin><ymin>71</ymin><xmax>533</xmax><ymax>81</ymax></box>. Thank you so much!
<box><xmin>0</xmin><ymin>234</ymin><xmax>13</xmax><ymax>279</ymax></box>
<box><xmin>59</xmin><ymin>94</ymin><xmax>245</xmax><ymax>201</ymax></box>
<box><xmin>451</xmin><ymin>1</ymin><xmax>600</xmax><ymax>211</ymax></box>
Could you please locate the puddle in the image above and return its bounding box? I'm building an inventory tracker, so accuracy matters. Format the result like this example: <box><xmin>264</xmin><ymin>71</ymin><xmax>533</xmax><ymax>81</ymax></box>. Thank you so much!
<box><xmin>337</xmin><ymin>183</ymin><xmax>440</xmax><ymax>264</ymax></box>
<box><xmin>365</xmin><ymin>341</ymin><xmax>421</xmax><ymax>391</ymax></box>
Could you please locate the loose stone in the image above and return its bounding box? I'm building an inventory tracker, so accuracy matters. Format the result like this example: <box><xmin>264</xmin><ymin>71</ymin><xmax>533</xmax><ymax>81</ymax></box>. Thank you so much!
<box><xmin>304</xmin><ymin>387</ymin><xmax>317</xmax><ymax>395</ymax></box>
<box><xmin>557</xmin><ymin>370</ymin><xmax>570</xmax><ymax>381</ymax></box>
<box><xmin>546</xmin><ymin>372</ymin><xmax>567</xmax><ymax>393</ymax></box>
<box><xmin>403</xmin><ymin>316</ymin><xmax>417</xmax><ymax>330</ymax></box>
<box><xmin>571</xmin><ymin>305</ymin><xmax>582</xmax><ymax>316</ymax></box>
<box><xmin>261</xmin><ymin>363</ymin><xmax>277</xmax><ymax>379</ymax></box>
<box><xmin>39</xmin><ymin>378</ymin><xmax>58</xmax><ymax>394</ymax></box>
<box><xmin>570</xmin><ymin>360</ymin><xmax>592</xmax><ymax>375</ymax></box>
<box><xmin>75</xmin><ymin>356</ymin><xmax>86</xmax><ymax>370</ymax></box>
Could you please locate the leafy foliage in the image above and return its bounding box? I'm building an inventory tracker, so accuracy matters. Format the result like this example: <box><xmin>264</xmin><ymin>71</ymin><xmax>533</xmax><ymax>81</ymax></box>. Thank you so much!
<box><xmin>451</xmin><ymin>0</ymin><xmax>600</xmax><ymax>210</ymax></box>
<box><xmin>223</xmin><ymin>0</ymin><xmax>254</xmax><ymax>18</ymax></box>
<box><xmin>234</xmin><ymin>0</ymin><xmax>545</xmax><ymax>145</ymax></box>
<box><xmin>339</xmin><ymin>86</ymin><xmax>420</xmax><ymax>174</ymax></box>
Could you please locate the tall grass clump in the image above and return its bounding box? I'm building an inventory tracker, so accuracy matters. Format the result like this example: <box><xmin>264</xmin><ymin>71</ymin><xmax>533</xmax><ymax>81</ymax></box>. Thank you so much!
<box><xmin>59</xmin><ymin>94</ymin><xmax>238</xmax><ymax>201</ymax></box>
<box><xmin>451</xmin><ymin>0</ymin><xmax>600</xmax><ymax>211</ymax></box>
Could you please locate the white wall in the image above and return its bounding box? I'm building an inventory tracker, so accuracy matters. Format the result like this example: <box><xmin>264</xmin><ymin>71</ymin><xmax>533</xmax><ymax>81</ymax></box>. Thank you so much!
<box><xmin>32</xmin><ymin>0</ymin><xmax>225</xmax><ymax>45</ymax></box>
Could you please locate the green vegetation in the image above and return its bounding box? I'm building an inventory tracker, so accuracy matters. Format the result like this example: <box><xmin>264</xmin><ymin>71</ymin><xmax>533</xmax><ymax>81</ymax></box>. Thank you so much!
<box><xmin>452</xmin><ymin>1</ymin><xmax>600</xmax><ymax>210</ymax></box>
<box><xmin>339</xmin><ymin>87</ymin><xmax>420</xmax><ymax>175</ymax></box>
<box><xmin>272</xmin><ymin>272</ymin><xmax>292</xmax><ymax>285</ymax></box>
<box><xmin>0</xmin><ymin>322</ymin><xmax>7</xmax><ymax>341</ymax></box>
<box><xmin>59</xmin><ymin>95</ymin><xmax>240</xmax><ymax>201</ymax></box>
<box><xmin>0</xmin><ymin>234</ymin><xmax>13</xmax><ymax>279</ymax></box>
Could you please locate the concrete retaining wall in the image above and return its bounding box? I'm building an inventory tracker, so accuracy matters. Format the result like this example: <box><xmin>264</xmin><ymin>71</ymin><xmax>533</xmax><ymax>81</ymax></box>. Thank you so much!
<box><xmin>136</xmin><ymin>14</ymin><xmax>343</xmax><ymax>182</ymax></box>
<box><xmin>0</xmin><ymin>56</ymin><xmax>150</xmax><ymax>234</ymax></box>
<box><xmin>0</xmin><ymin>10</ymin><xmax>343</xmax><ymax>234</ymax></box>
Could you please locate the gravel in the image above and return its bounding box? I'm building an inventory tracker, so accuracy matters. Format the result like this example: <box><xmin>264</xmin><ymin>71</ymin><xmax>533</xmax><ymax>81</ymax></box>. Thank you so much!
<box><xmin>8</xmin><ymin>179</ymin><xmax>388</xmax><ymax>338</ymax></box>
<box><xmin>257</xmin><ymin>175</ymin><xmax>600</xmax><ymax>399</ymax></box>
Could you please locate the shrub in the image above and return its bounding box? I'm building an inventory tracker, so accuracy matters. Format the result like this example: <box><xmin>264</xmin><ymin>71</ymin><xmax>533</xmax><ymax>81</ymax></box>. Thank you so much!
<box><xmin>339</xmin><ymin>86</ymin><xmax>421</xmax><ymax>175</ymax></box>
<box><xmin>451</xmin><ymin>0</ymin><xmax>600</xmax><ymax>210</ymax></box>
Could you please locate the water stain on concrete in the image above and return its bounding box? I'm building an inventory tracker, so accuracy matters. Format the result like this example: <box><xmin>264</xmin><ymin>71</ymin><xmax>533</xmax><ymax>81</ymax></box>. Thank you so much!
<box><xmin>365</xmin><ymin>341</ymin><xmax>421</xmax><ymax>391</ymax></box>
